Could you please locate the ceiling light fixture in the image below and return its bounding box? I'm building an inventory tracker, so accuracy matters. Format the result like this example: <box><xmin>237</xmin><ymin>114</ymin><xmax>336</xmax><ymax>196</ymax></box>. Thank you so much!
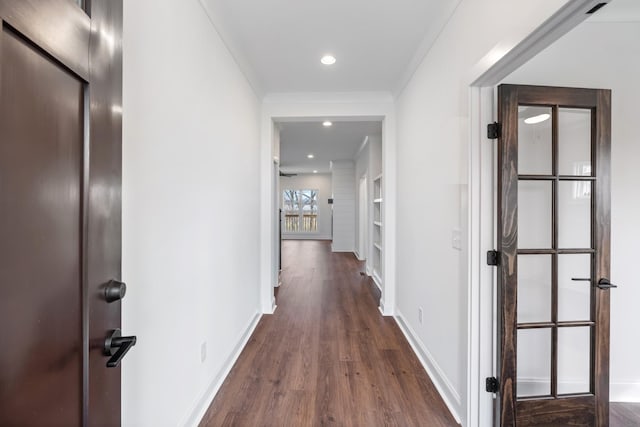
<box><xmin>323</xmin><ymin>121</ymin><xmax>333</xmax><ymax>127</ymax></box>
<box><xmin>321</xmin><ymin>55</ymin><xmax>336</xmax><ymax>66</ymax></box>
<box><xmin>313</xmin><ymin>170</ymin><xmax>318</xmax><ymax>174</ymax></box>
<box><xmin>307</xmin><ymin>154</ymin><xmax>314</xmax><ymax>159</ymax></box>
<box><xmin>524</xmin><ymin>113</ymin><xmax>551</xmax><ymax>125</ymax></box>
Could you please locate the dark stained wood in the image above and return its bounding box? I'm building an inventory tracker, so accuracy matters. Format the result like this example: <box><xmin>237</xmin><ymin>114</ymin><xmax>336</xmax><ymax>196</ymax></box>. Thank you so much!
<box><xmin>200</xmin><ymin>240</ymin><xmax>459</xmax><ymax>427</ymax></box>
<box><xmin>0</xmin><ymin>0</ymin><xmax>90</xmax><ymax>80</ymax></box>
<box><xmin>497</xmin><ymin>85</ymin><xmax>612</xmax><ymax>426</ymax></box>
<box><xmin>0</xmin><ymin>2</ymin><xmax>123</xmax><ymax>425</ymax></box>
<box><xmin>86</xmin><ymin>1</ymin><xmax>123</xmax><ymax>425</ymax></box>
<box><xmin>497</xmin><ymin>84</ymin><xmax>519</xmax><ymax>427</ymax></box>
<box><xmin>593</xmin><ymin>88</ymin><xmax>612</xmax><ymax>426</ymax></box>
<box><xmin>0</xmin><ymin>23</ymin><xmax>84</xmax><ymax>426</ymax></box>
<box><xmin>513</xmin><ymin>85</ymin><xmax>598</xmax><ymax>108</ymax></box>
<box><xmin>517</xmin><ymin>396</ymin><xmax>595</xmax><ymax>427</ymax></box>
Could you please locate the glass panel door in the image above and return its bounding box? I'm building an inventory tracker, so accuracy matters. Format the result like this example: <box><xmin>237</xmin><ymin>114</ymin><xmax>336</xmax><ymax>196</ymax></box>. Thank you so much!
<box><xmin>497</xmin><ymin>85</ymin><xmax>612</xmax><ymax>426</ymax></box>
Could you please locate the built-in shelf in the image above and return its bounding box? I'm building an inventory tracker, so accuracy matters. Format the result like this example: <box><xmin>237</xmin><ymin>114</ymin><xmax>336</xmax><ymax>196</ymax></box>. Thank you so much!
<box><xmin>372</xmin><ymin>175</ymin><xmax>383</xmax><ymax>292</ymax></box>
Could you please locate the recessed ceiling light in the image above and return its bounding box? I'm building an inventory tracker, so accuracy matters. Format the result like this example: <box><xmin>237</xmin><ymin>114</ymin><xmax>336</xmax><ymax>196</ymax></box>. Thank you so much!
<box><xmin>307</xmin><ymin>154</ymin><xmax>314</xmax><ymax>159</ymax></box>
<box><xmin>321</xmin><ymin>55</ymin><xmax>336</xmax><ymax>66</ymax></box>
<box><xmin>524</xmin><ymin>113</ymin><xmax>551</xmax><ymax>125</ymax></box>
<box><xmin>313</xmin><ymin>170</ymin><xmax>318</xmax><ymax>174</ymax></box>
<box><xmin>323</xmin><ymin>121</ymin><xmax>333</xmax><ymax>127</ymax></box>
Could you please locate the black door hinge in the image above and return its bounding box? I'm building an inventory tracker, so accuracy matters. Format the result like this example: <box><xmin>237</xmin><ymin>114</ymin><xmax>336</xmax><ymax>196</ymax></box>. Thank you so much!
<box><xmin>487</xmin><ymin>250</ymin><xmax>499</xmax><ymax>266</ymax></box>
<box><xmin>486</xmin><ymin>377</ymin><xmax>499</xmax><ymax>393</ymax></box>
<box><xmin>487</xmin><ymin>122</ymin><xmax>501</xmax><ymax>139</ymax></box>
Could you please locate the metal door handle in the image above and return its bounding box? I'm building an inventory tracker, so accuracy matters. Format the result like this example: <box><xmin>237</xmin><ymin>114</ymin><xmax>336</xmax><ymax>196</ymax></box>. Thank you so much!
<box><xmin>597</xmin><ymin>278</ymin><xmax>617</xmax><ymax>290</ymax></box>
<box><xmin>105</xmin><ymin>279</ymin><xmax>127</xmax><ymax>303</ymax></box>
<box><xmin>571</xmin><ymin>278</ymin><xmax>591</xmax><ymax>282</ymax></box>
<box><xmin>104</xmin><ymin>329</ymin><xmax>137</xmax><ymax>368</ymax></box>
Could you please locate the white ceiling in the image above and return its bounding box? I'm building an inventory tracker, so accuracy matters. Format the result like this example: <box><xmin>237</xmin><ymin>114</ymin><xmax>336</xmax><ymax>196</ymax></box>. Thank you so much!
<box><xmin>587</xmin><ymin>0</ymin><xmax>640</xmax><ymax>22</ymax></box>
<box><xmin>279</xmin><ymin>121</ymin><xmax>382</xmax><ymax>174</ymax></box>
<box><xmin>200</xmin><ymin>0</ymin><xmax>460</xmax><ymax>94</ymax></box>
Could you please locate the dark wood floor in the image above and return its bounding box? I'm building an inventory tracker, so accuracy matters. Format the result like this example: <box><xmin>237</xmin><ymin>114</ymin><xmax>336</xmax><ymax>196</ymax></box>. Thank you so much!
<box><xmin>200</xmin><ymin>240</ymin><xmax>640</xmax><ymax>426</ymax></box>
<box><xmin>200</xmin><ymin>240</ymin><xmax>459</xmax><ymax>426</ymax></box>
<box><xmin>611</xmin><ymin>403</ymin><xmax>640</xmax><ymax>427</ymax></box>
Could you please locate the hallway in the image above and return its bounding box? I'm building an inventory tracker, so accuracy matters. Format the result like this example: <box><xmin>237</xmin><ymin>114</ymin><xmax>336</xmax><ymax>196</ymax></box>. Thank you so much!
<box><xmin>200</xmin><ymin>240</ymin><xmax>458</xmax><ymax>426</ymax></box>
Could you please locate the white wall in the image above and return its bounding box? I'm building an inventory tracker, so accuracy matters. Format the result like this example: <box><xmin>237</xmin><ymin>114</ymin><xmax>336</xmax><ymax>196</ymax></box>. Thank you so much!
<box><xmin>279</xmin><ymin>173</ymin><xmax>332</xmax><ymax>240</ymax></box>
<box><xmin>354</xmin><ymin>135</ymin><xmax>383</xmax><ymax>270</ymax></box>
<box><xmin>503</xmin><ymin>20</ymin><xmax>640</xmax><ymax>402</ymax></box>
<box><xmin>331</xmin><ymin>160</ymin><xmax>356</xmax><ymax>252</ymax></box>
<box><xmin>393</xmin><ymin>0</ymin><xmax>568</xmax><ymax>424</ymax></box>
<box><xmin>355</xmin><ymin>138</ymin><xmax>370</xmax><ymax>260</ymax></box>
<box><xmin>122</xmin><ymin>1</ymin><xmax>261</xmax><ymax>426</ymax></box>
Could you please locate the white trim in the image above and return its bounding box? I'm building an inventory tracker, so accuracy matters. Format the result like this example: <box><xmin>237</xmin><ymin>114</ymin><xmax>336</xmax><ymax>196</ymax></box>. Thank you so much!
<box><xmin>260</xmin><ymin>93</ymin><xmax>397</xmax><ymax>318</ymax></box>
<box><xmin>395</xmin><ymin>311</ymin><xmax>462</xmax><ymax>424</ymax></box>
<box><xmin>472</xmin><ymin>0</ymin><xmax>610</xmax><ymax>87</ymax></box>
<box><xmin>394</xmin><ymin>0</ymin><xmax>463</xmax><ymax>97</ymax></box>
<box><xmin>467</xmin><ymin>2</ymin><xmax>617</xmax><ymax>425</ymax></box>
<box><xmin>611</xmin><ymin>383</ymin><xmax>640</xmax><ymax>403</ymax></box>
<box><xmin>182</xmin><ymin>312</ymin><xmax>263</xmax><ymax>427</ymax></box>
<box><xmin>197</xmin><ymin>0</ymin><xmax>263</xmax><ymax>98</ymax></box>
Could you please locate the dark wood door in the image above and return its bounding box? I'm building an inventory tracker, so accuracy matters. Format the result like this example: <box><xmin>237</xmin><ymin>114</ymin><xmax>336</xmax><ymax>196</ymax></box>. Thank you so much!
<box><xmin>496</xmin><ymin>84</ymin><xmax>612</xmax><ymax>426</ymax></box>
<box><xmin>0</xmin><ymin>1</ymin><xmax>123</xmax><ymax>426</ymax></box>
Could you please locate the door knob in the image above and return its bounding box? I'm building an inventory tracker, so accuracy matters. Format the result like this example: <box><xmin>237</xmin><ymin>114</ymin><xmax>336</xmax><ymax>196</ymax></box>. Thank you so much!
<box><xmin>597</xmin><ymin>278</ymin><xmax>617</xmax><ymax>290</ymax></box>
<box><xmin>104</xmin><ymin>329</ymin><xmax>137</xmax><ymax>368</ymax></box>
<box><xmin>105</xmin><ymin>279</ymin><xmax>126</xmax><ymax>303</ymax></box>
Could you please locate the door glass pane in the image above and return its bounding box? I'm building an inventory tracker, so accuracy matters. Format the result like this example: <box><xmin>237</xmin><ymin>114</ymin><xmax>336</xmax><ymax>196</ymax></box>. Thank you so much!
<box><xmin>518</xmin><ymin>106</ymin><xmax>553</xmax><ymax>175</ymax></box>
<box><xmin>558</xmin><ymin>327</ymin><xmax>591</xmax><ymax>395</ymax></box>
<box><xmin>518</xmin><ymin>181</ymin><xmax>552</xmax><ymax>249</ymax></box>
<box><xmin>558</xmin><ymin>254</ymin><xmax>591</xmax><ymax>321</ymax></box>
<box><xmin>559</xmin><ymin>109</ymin><xmax>591</xmax><ymax>176</ymax></box>
<box><xmin>558</xmin><ymin>181</ymin><xmax>591</xmax><ymax>248</ymax></box>
<box><xmin>518</xmin><ymin>255</ymin><xmax>552</xmax><ymax>323</ymax></box>
<box><xmin>517</xmin><ymin>328</ymin><xmax>552</xmax><ymax>397</ymax></box>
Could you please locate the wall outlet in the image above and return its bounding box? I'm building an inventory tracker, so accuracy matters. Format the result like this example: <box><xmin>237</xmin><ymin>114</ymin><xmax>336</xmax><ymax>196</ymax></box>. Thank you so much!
<box><xmin>418</xmin><ymin>307</ymin><xmax>423</xmax><ymax>325</ymax></box>
<box><xmin>452</xmin><ymin>228</ymin><xmax>462</xmax><ymax>251</ymax></box>
<box><xmin>200</xmin><ymin>341</ymin><xmax>207</xmax><ymax>363</ymax></box>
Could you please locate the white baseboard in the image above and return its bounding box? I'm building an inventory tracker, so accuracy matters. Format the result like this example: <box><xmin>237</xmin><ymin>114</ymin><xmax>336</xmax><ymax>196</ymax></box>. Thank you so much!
<box><xmin>182</xmin><ymin>312</ymin><xmax>262</xmax><ymax>427</ymax></box>
<box><xmin>331</xmin><ymin>246</ymin><xmax>355</xmax><ymax>253</ymax></box>
<box><xmin>611</xmin><ymin>382</ymin><xmax>640</xmax><ymax>402</ymax></box>
<box><xmin>354</xmin><ymin>250</ymin><xmax>366</xmax><ymax>261</ymax></box>
<box><xmin>394</xmin><ymin>311</ymin><xmax>462</xmax><ymax>425</ymax></box>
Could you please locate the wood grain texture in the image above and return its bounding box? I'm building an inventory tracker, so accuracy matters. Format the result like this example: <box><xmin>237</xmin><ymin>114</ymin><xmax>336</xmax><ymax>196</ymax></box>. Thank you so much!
<box><xmin>497</xmin><ymin>85</ymin><xmax>612</xmax><ymax>426</ymax></box>
<box><xmin>498</xmin><ymin>84</ymin><xmax>519</xmax><ymax>427</ymax></box>
<box><xmin>200</xmin><ymin>240</ymin><xmax>459</xmax><ymax>427</ymax></box>
<box><xmin>611</xmin><ymin>403</ymin><xmax>640</xmax><ymax>427</ymax></box>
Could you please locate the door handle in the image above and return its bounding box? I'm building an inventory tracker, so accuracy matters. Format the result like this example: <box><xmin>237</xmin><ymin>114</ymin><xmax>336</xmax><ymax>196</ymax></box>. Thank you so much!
<box><xmin>104</xmin><ymin>329</ymin><xmax>137</xmax><ymax>368</ymax></box>
<box><xmin>597</xmin><ymin>278</ymin><xmax>617</xmax><ymax>290</ymax></box>
<box><xmin>571</xmin><ymin>278</ymin><xmax>591</xmax><ymax>282</ymax></box>
<box><xmin>105</xmin><ymin>279</ymin><xmax>127</xmax><ymax>303</ymax></box>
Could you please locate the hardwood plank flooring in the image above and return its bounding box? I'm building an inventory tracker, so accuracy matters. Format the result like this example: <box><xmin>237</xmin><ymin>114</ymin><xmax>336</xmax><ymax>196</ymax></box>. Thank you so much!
<box><xmin>611</xmin><ymin>403</ymin><xmax>640</xmax><ymax>427</ymax></box>
<box><xmin>200</xmin><ymin>240</ymin><xmax>459</xmax><ymax>426</ymax></box>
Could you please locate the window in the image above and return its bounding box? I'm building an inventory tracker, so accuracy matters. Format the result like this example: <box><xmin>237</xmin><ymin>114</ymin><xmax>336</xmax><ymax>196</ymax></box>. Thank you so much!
<box><xmin>283</xmin><ymin>189</ymin><xmax>318</xmax><ymax>232</ymax></box>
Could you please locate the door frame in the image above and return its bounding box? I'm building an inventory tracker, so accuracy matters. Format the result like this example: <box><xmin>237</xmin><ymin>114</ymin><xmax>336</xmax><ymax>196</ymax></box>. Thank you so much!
<box><xmin>260</xmin><ymin>93</ymin><xmax>396</xmax><ymax>316</ymax></box>
<box><xmin>468</xmin><ymin>1</ymin><xmax>609</xmax><ymax>425</ymax></box>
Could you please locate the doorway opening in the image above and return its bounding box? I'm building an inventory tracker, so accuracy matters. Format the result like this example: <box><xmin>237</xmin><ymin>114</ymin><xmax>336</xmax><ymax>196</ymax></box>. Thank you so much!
<box><xmin>274</xmin><ymin>119</ymin><xmax>384</xmax><ymax>307</ymax></box>
<box><xmin>469</xmin><ymin>0</ymin><xmax>640</xmax><ymax>425</ymax></box>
